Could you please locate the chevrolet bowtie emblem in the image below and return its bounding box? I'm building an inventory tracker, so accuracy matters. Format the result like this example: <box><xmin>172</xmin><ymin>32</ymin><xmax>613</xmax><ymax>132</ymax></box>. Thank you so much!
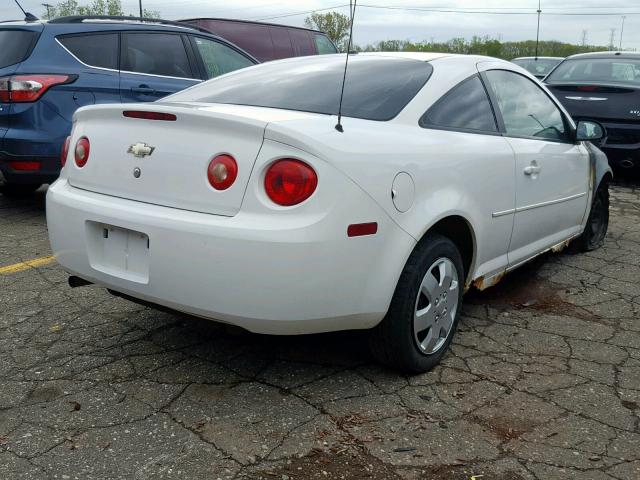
<box><xmin>127</xmin><ymin>143</ymin><xmax>155</xmax><ymax>158</ymax></box>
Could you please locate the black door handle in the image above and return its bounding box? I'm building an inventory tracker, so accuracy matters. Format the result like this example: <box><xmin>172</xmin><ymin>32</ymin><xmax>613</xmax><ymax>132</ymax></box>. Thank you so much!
<box><xmin>131</xmin><ymin>86</ymin><xmax>156</xmax><ymax>95</ymax></box>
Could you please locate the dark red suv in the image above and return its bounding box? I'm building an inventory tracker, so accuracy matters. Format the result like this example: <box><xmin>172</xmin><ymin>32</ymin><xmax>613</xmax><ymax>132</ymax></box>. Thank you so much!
<box><xmin>182</xmin><ymin>18</ymin><xmax>338</xmax><ymax>62</ymax></box>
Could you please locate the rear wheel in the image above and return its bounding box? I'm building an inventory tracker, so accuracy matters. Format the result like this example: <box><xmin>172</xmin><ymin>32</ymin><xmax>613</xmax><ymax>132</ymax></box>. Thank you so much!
<box><xmin>369</xmin><ymin>234</ymin><xmax>464</xmax><ymax>373</ymax></box>
<box><xmin>0</xmin><ymin>183</ymin><xmax>42</xmax><ymax>197</ymax></box>
<box><xmin>576</xmin><ymin>182</ymin><xmax>609</xmax><ymax>251</ymax></box>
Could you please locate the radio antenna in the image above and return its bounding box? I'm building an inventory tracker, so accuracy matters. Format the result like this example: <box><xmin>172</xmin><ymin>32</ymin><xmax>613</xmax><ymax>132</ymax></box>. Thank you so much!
<box><xmin>335</xmin><ymin>0</ymin><xmax>357</xmax><ymax>133</ymax></box>
<box><xmin>13</xmin><ymin>0</ymin><xmax>38</xmax><ymax>21</ymax></box>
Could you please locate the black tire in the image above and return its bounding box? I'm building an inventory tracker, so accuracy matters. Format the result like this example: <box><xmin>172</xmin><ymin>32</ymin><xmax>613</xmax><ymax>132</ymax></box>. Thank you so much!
<box><xmin>576</xmin><ymin>182</ymin><xmax>609</xmax><ymax>252</ymax></box>
<box><xmin>0</xmin><ymin>183</ymin><xmax>42</xmax><ymax>197</ymax></box>
<box><xmin>369</xmin><ymin>233</ymin><xmax>464</xmax><ymax>373</ymax></box>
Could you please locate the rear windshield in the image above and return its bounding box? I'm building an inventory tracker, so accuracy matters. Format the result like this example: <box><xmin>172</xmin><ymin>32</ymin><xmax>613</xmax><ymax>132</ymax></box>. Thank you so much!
<box><xmin>546</xmin><ymin>58</ymin><xmax>640</xmax><ymax>86</ymax></box>
<box><xmin>512</xmin><ymin>58</ymin><xmax>561</xmax><ymax>77</ymax></box>
<box><xmin>0</xmin><ymin>30</ymin><xmax>38</xmax><ymax>68</ymax></box>
<box><xmin>166</xmin><ymin>56</ymin><xmax>433</xmax><ymax>121</ymax></box>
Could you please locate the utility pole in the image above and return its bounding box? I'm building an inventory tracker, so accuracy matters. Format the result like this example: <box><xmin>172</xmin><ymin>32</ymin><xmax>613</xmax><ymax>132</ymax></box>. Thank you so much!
<box><xmin>580</xmin><ymin>30</ymin><xmax>588</xmax><ymax>47</ymax></box>
<box><xmin>42</xmin><ymin>2</ymin><xmax>52</xmax><ymax>19</ymax></box>
<box><xmin>619</xmin><ymin>16</ymin><xmax>626</xmax><ymax>51</ymax></box>
<box><xmin>609</xmin><ymin>28</ymin><xmax>616</xmax><ymax>51</ymax></box>
<box><xmin>535</xmin><ymin>0</ymin><xmax>541</xmax><ymax>59</ymax></box>
<box><xmin>139</xmin><ymin>0</ymin><xmax>143</xmax><ymax>18</ymax></box>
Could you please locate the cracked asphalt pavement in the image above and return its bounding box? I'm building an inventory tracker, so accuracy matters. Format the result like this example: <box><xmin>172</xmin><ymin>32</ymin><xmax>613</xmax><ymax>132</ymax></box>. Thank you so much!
<box><xmin>1</xmin><ymin>183</ymin><xmax>639</xmax><ymax>480</ymax></box>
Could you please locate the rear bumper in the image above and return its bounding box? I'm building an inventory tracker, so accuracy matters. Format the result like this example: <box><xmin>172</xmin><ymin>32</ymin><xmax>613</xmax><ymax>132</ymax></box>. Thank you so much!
<box><xmin>593</xmin><ymin>121</ymin><xmax>640</xmax><ymax>170</ymax></box>
<box><xmin>0</xmin><ymin>151</ymin><xmax>60</xmax><ymax>185</ymax></box>
<box><xmin>46</xmin><ymin>180</ymin><xmax>415</xmax><ymax>335</ymax></box>
<box><xmin>0</xmin><ymin>99</ymin><xmax>71</xmax><ymax>185</ymax></box>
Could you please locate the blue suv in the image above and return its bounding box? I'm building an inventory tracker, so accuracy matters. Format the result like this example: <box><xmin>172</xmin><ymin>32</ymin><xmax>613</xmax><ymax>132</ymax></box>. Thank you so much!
<box><xmin>0</xmin><ymin>16</ymin><xmax>257</xmax><ymax>195</ymax></box>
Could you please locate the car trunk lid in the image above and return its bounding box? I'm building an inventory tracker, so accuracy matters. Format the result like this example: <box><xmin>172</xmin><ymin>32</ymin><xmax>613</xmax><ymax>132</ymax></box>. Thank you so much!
<box><xmin>67</xmin><ymin>103</ymin><xmax>279</xmax><ymax>216</ymax></box>
<box><xmin>547</xmin><ymin>83</ymin><xmax>640</xmax><ymax>123</ymax></box>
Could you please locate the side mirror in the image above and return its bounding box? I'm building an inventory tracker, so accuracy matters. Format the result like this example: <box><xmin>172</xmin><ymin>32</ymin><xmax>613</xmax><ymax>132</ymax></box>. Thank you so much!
<box><xmin>575</xmin><ymin>120</ymin><xmax>606</xmax><ymax>142</ymax></box>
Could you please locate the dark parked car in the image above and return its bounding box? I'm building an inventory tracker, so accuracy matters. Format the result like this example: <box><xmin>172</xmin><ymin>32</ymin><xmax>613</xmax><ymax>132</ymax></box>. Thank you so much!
<box><xmin>512</xmin><ymin>56</ymin><xmax>564</xmax><ymax>79</ymax></box>
<box><xmin>182</xmin><ymin>18</ymin><xmax>338</xmax><ymax>62</ymax></box>
<box><xmin>545</xmin><ymin>51</ymin><xmax>640</xmax><ymax>172</ymax></box>
<box><xmin>0</xmin><ymin>16</ymin><xmax>256</xmax><ymax>195</ymax></box>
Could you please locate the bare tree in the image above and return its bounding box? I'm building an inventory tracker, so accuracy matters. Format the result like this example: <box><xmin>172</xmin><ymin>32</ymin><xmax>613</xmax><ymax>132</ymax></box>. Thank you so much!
<box><xmin>304</xmin><ymin>11</ymin><xmax>351</xmax><ymax>51</ymax></box>
<box><xmin>44</xmin><ymin>0</ymin><xmax>159</xmax><ymax>19</ymax></box>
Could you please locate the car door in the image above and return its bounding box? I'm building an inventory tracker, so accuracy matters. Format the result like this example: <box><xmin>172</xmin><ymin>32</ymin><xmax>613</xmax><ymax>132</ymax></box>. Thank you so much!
<box><xmin>188</xmin><ymin>35</ymin><xmax>255</xmax><ymax>80</ymax></box>
<box><xmin>483</xmin><ymin>69</ymin><xmax>590</xmax><ymax>266</ymax></box>
<box><xmin>119</xmin><ymin>32</ymin><xmax>200</xmax><ymax>103</ymax></box>
<box><xmin>418</xmin><ymin>74</ymin><xmax>516</xmax><ymax>280</ymax></box>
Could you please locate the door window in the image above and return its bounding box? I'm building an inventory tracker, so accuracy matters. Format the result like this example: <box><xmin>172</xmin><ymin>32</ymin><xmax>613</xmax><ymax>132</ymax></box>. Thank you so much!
<box><xmin>314</xmin><ymin>34</ymin><xmax>338</xmax><ymax>54</ymax></box>
<box><xmin>122</xmin><ymin>33</ymin><xmax>193</xmax><ymax>78</ymax></box>
<box><xmin>420</xmin><ymin>75</ymin><xmax>497</xmax><ymax>133</ymax></box>
<box><xmin>486</xmin><ymin>70</ymin><xmax>568</xmax><ymax>142</ymax></box>
<box><xmin>192</xmin><ymin>37</ymin><xmax>254</xmax><ymax>79</ymax></box>
<box><xmin>59</xmin><ymin>33</ymin><xmax>119</xmax><ymax>70</ymax></box>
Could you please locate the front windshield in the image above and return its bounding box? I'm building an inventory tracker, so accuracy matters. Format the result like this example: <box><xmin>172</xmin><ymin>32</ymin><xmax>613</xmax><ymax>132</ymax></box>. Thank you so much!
<box><xmin>546</xmin><ymin>58</ymin><xmax>640</xmax><ymax>86</ymax></box>
<box><xmin>512</xmin><ymin>58</ymin><xmax>561</xmax><ymax>77</ymax></box>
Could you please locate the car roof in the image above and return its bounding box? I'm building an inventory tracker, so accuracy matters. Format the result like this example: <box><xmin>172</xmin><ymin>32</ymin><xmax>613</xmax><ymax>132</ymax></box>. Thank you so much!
<box><xmin>181</xmin><ymin>17</ymin><xmax>328</xmax><ymax>35</ymax></box>
<box><xmin>358</xmin><ymin>52</ymin><xmax>451</xmax><ymax>62</ymax></box>
<box><xmin>566</xmin><ymin>51</ymin><xmax>640</xmax><ymax>60</ymax></box>
<box><xmin>0</xmin><ymin>18</ymin><xmax>201</xmax><ymax>34</ymax></box>
<box><xmin>512</xmin><ymin>56</ymin><xmax>563</xmax><ymax>61</ymax></box>
<box><xmin>359</xmin><ymin>51</ymin><xmax>516</xmax><ymax>69</ymax></box>
<box><xmin>46</xmin><ymin>16</ymin><xmax>209</xmax><ymax>33</ymax></box>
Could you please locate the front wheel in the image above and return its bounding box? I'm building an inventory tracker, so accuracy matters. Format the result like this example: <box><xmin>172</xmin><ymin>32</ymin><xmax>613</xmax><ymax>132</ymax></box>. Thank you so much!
<box><xmin>576</xmin><ymin>182</ymin><xmax>609</xmax><ymax>251</ymax></box>
<box><xmin>369</xmin><ymin>234</ymin><xmax>464</xmax><ymax>373</ymax></box>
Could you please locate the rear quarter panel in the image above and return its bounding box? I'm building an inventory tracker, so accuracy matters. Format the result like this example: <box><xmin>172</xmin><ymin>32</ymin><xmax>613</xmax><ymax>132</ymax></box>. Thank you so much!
<box><xmin>267</xmin><ymin>57</ymin><xmax>522</xmax><ymax>283</ymax></box>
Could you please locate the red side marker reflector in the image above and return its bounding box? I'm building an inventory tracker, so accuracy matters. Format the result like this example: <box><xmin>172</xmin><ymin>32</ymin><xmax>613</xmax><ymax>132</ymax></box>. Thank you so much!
<box><xmin>348</xmin><ymin>222</ymin><xmax>378</xmax><ymax>237</ymax></box>
<box><xmin>9</xmin><ymin>161</ymin><xmax>41</xmax><ymax>171</ymax></box>
<box><xmin>123</xmin><ymin>111</ymin><xmax>176</xmax><ymax>121</ymax></box>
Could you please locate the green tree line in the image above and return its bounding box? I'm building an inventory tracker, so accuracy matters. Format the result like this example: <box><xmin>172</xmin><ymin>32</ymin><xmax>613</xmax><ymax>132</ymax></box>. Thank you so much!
<box><xmin>359</xmin><ymin>36</ymin><xmax>609</xmax><ymax>59</ymax></box>
<box><xmin>43</xmin><ymin>0</ymin><xmax>159</xmax><ymax>19</ymax></box>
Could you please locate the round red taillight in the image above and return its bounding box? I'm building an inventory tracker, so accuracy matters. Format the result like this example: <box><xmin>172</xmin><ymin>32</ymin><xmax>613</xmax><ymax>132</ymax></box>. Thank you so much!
<box><xmin>74</xmin><ymin>137</ymin><xmax>90</xmax><ymax>168</ymax></box>
<box><xmin>264</xmin><ymin>159</ymin><xmax>318</xmax><ymax>206</ymax></box>
<box><xmin>61</xmin><ymin>136</ymin><xmax>71</xmax><ymax>167</ymax></box>
<box><xmin>207</xmin><ymin>154</ymin><xmax>238</xmax><ymax>190</ymax></box>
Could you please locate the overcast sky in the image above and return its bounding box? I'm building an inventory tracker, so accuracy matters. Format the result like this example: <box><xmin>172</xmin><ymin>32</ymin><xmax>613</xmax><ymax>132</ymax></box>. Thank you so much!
<box><xmin>5</xmin><ymin>0</ymin><xmax>639</xmax><ymax>50</ymax></box>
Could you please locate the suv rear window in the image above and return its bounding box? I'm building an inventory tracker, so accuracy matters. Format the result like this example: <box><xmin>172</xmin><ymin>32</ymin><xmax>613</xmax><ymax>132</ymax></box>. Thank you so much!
<box><xmin>59</xmin><ymin>33</ymin><xmax>119</xmax><ymax>70</ymax></box>
<box><xmin>546</xmin><ymin>58</ymin><xmax>640</xmax><ymax>86</ymax></box>
<box><xmin>166</xmin><ymin>56</ymin><xmax>433</xmax><ymax>121</ymax></box>
<box><xmin>0</xmin><ymin>30</ymin><xmax>38</xmax><ymax>68</ymax></box>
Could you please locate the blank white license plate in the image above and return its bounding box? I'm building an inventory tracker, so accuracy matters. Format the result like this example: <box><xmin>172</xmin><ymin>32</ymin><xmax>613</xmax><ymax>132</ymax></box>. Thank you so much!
<box><xmin>86</xmin><ymin>222</ymin><xmax>150</xmax><ymax>283</ymax></box>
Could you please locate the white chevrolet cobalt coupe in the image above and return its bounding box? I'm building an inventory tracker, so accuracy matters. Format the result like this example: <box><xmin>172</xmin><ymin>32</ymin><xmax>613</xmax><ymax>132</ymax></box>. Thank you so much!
<box><xmin>47</xmin><ymin>53</ymin><xmax>611</xmax><ymax>373</ymax></box>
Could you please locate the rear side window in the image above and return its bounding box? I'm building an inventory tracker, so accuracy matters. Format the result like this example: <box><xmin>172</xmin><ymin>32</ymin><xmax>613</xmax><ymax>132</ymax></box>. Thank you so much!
<box><xmin>0</xmin><ymin>30</ymin><xmax>38</xmax><ymax>68</ymax></box>
<box><xmin>192</xmin><ymin>37</ymin><xmax>254</xmax><ymax>79</ymax></box>
<box><xmin>288</xmin><ymin>29</ymin><xmax>315</xmax><ymax>56</ymax></box>
<box><xmin>314</xmin><ymin>35</ymin><xmax>337</xmax><ymax>54</ymax></box>
<box><xmin>166</xmin><ymin>56</ymin><xmax>433</xmax><ymax>122</ymax></box>
<box><xmin>421</xmin><ymin>75</ymin><xmax>497</xmax><ymax>133</ymax></box>
<box><xmin>122</xmin><ymin>33</ymin><xmax>193</xmax><ymax>78</ymax></box>
<box><xmin>59</xmin><ymin>34</ymin><xmax>118</xmax><ymax>70</ymax></box>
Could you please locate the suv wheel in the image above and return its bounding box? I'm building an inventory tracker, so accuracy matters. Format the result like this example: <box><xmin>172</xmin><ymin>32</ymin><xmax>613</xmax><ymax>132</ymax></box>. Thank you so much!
<box><xmin>369</xmin><ymin>234</ymin><xmax>464</xmax><ymax>373</ymax></box>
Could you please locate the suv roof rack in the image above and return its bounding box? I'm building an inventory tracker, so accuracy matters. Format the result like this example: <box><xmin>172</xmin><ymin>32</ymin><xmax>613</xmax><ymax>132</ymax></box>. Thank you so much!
<box><xmin>48</xmin><ymin>15</ymin><xmax>211</xmax><ymax>34</ymax></box>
